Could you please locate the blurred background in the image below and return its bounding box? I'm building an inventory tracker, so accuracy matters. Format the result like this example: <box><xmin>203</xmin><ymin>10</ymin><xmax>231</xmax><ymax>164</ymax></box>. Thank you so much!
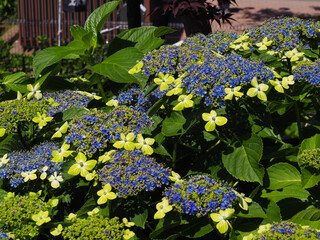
<box><xmin>0</xmin><ymin>0</ymin><xmax>319</xmax><ymax>71</ymax></box>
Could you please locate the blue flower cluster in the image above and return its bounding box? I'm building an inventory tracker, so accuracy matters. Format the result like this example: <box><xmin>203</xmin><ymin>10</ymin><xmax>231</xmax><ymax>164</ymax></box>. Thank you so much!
<box><xmin>181</xmin><ymin>31</ymin><xmax>238</xmax><ymax>55</ymax></box>
<box><xmin>247</xmin><ymin>17</ymin><xmax>320</xmax><ymax>52</ymax></box>
<box><xmin>0</xmin><ymin>99</ymin><xmax>50</xmax><ymax>133</ymax></box>
<box><xmin>164</xmin><ymin>175</ymin><xmax>238</xmax><ymax>216</ymax></box>
<box><xmin>0</xmin><ymin>232</ymin><xmax>9</xmax><ymax>239</ymax></box>
<box><xmin>0</xmin><ymin>142</ymin><xmax>62</xmax><ymax>187</ymax></box>
<box><xmin>142</xmin><ymin>31</ymin><xmax>238</xmax><ymax>78</ymax></box>
<box><xmin>178</xmin><ymin>54</ymin><xmax>274</xmax><ymax>106</ymax></box>
<box><xmin>294</xmin><ymin>60</ymin><xmax>320</xmax><ymax>87</ymax></box>
<box><xmin>113</xmin><ymin>87</ymin><xmax>153</xmax><ymax>113</ymax></box>
<box><xmin>142</xmin><ymin>45</ymin><xmax>180</xmax><ymax>76</ymax></box>
<box><xmin>247</xmin><ymin>222</ymin><xmax>320</xmax><ymax>240</ymax></box>
<box><xmin>97</xmin><ymin>150</ymin><xmax>172</xmax><ymax>197</ymax></box>
<box><xmin>39</xmin><ymin>90</ymin><xmax>93</xmax><ymax>116</ymax></box>
<box><xmin>65</xmin><ymin>106</ymin><xmax>153</xmax><ymax>156</ymax></box>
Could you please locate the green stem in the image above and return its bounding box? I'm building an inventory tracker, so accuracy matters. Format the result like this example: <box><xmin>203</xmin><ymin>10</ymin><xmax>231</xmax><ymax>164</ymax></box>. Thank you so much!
<box><xmin>97</xmin><ymin>79</ymin><xmax>108</xmax><ymax>102</ymax></box>
<box><xmin>17</xmin><ymin>124</ymin><xmax>27</xmax><ymax>149</ymax></box>
<box><xmin>172</xmin><ymin>142</ymin><xmax>178</xmax><ymax>170</ymax></box>
<box><xmin>206</xmin><ymin>140</ymin><xmax>221</xmax><ymax>153</ymax></box>
<box><xmin>294</xmin><ymin>101</ymin><xmax>303</xmax><ymax>141</ymax></box>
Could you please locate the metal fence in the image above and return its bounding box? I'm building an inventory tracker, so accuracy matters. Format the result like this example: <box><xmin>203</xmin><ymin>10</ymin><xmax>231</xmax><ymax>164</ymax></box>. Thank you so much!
<box><xmin>17</xmin><ymin>0</ymin><xmax>132</xmax><ymax>49</ymax></box>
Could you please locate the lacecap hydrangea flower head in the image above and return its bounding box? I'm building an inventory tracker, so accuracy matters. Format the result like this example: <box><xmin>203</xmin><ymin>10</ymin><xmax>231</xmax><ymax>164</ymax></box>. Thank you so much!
<box><xmin>0</xmin><ymin>99</ymin><xmax>50</xmax><ymax>134</ymax></box>
<box><xmin>176</xmin><ymin>53</ymin><xmax>274</xmax><ymax>107</ymax></box>
<box><xmin>141</xmin><ymin>31</ymin><xmax>237</xmax><ymax>77</ymax></box>
<box><xmin>0</xmin><ymin>192</ymin><xmax>58</xmax><ymax>239</ymax></box>
<box><xmin>60</xmin><ymin>213</ymin><xmax>134</xmax><ymax>240</ymax></box>
<box><xmin>107</xmin><ymin>87</ymin><xmax>153</xmax><ymax>113</ymax></box>
<box><xmin>142</xmin><ymin>45</ymin><xmax>180</xmax><ymax>77</ymax></box>
<box><xmin>294</xmin><ymin>60</ymin><xmax>320</xmax><ymax>87</ymax></box>
<box><xmin>32</xmin><ymin>90</ymin><xmax>97</xmax><ymax>116</ymax></box>
<box><xmin>181</xmin><ymin>31</ymin><xmax>238</xmax><ymax>55</ymax></box>
<box><xmin>246</xmin><ymin>17</ymin><xmax>320</xmax><ymax>52</ymax></box>
<box><xmin>0</xmin><ymin>142</ymin><xmax>63</xmax><ymax>187</ymax></box>
<box><xmin>163</xmin><ymin>175</ymin><xmax>238</xmax><ymax>216</ymax></box>
<box><xmin>98</xmin><ymin>150</ymin><xmax>172</xmax><ymax>197</ymax></box>
<box><xmin>65</xmin><ymin>106</ymin><xmax>152</xmax><ymax>156</ymax></box>
<box><xmin>243</xmin><ymin>222</ymin><xmax>320</xmax><ymax>240</ymax></box>
<box><xmin>298</xmin><ymin>148</ymin><xmax>320</xmax><ymax>171</ymax></box>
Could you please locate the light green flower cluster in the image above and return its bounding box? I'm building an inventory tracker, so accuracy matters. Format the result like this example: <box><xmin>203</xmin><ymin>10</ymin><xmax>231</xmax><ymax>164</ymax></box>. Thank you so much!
<box><xmin>61</xmin><ymin>214</ymin><xmax>135</xmax><ymax>240</ymax></box>
<box><xmin>0</xmin><ymin>192</ymin><xmax>57</xmax><ymax>239</ymax></box>
<box><xmin>298</xmin><ymin>148</ymin><xmax>320</xmax><ymax>170</ymax></box>
<box><xmin>0</xmin><ymin>99</ymin><xmax>50</xmax><ymax>134</ymax></box>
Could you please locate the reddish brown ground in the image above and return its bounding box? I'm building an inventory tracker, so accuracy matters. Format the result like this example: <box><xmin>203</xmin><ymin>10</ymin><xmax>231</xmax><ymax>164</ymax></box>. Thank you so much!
<box><xmin>178</xmin><ymin>0</ymin><xmax>320</xmax><ymax>39</ymax></box>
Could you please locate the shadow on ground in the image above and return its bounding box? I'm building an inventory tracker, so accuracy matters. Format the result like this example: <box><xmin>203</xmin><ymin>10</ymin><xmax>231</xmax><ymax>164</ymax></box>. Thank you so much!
<box><xmin>232</xmin><ymin>7</ymin><xmax>320</xmax><ymax>22</ymax></box>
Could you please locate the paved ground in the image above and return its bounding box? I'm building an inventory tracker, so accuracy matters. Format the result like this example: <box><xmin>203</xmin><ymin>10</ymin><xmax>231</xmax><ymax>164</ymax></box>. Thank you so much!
<box><xmin>212</xmin><ymin>0</ymin><xmax>320</xmax><ymax>32</ymax></box>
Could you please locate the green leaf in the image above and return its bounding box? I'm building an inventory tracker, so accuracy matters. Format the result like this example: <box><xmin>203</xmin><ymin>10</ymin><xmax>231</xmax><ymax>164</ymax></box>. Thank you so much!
<box><xmin>0</xmin><ymin>134</ymin><xmax>22</xmax><ymax>156</ymax></box>
<box><xmin>41</xmin><ymin>76</ymin><xmax>74</xmax><ymax>91</ymax></box>
<box><xmin>130</xmin><ymin>208</ymin><xmax>148</xmax><ymax>229</ymax></box>
<box><xmin>89</xmin><ymin>47</ymin><xmax>147</xmax><ymax>87</ymax></box>
<box><xmin>252</xmin><ymin>125</ymin><xmax>282</xmax><ymax>142</ymax></box>
<box><xmin>291</xmin><ymin>207</ymin><xmax>320</xmax><ymax>221</ymax></box>
<box><xmin>33</xmin><ymin>46</ymin><xmax>80</xmax><ymax>78</ymax></box>
<box><xmin>70</xmin><ymin>25</ymin><xmax>89</xmax><ymax>40</ymax></box>
<box><xmin>291</xmin><ymin>219</ymin><xmax>320</xmax><ymax>229</ymax></box>
<box><xmin>299</xmin><ymin>134</ymin><xmax>320</xmax><ymax>154</ymax></box>
<box><xmin>301</xmin><ymin>49</ymin><xmax>319</xmax><ymax>59</ymax></box>
<box><xmin>84</xmin><ymin>1</ymin><xmax>121</xmax><ymax>46</ymax></box>
<box><xmin>2</xmin><ymin>72</ymin><xmax>29</xmax><ymax>84</ymax></box>
<box><xmin>267</xmin><ymin>163</ymin><xmax>301</xmax><ymax>190</ymax></box>
<box><xmin>203</xmin><ymin>131</ymin><xmax>217</xmax><ymax>142</ymax></box>
<box><xmin>261</xmin><ymin>201</ymin><xmax>282</xmax><ymax>224</ymax></box>
<box><xmin>262</xmin><ymin>144</ymin><xmax>298</xmax><ymax>161</ymax></box>
<box><xmin>62</xmin><ymin>107</ymin><xmax>90</xmax><ymax>121</ymax></box>
<box><xmin>147</xmin><ymin>97</ymin><xmax>167</xmax><ymax>117</ymax></box>
<box><xmin>0</xmin><ymin>189</ymin><xmax>7</xmax><ymax>201</ymax></box>
<box><xmin>237</xmin><ymin>202</ymin><xmax>267</xmax><ymax>219</ymax></box>
<box><xmin>161</xmin><ymin>111</ymin><xmax>186</xmax><ymax>136</ymax></box>
<box><xmin>261</xmin><ymin>184</ymin><xmax>310</xmax><ymax>202</ymax></box>
<box><xmin>108</xmin><ymin>26</ymin><xmax>175</xmax><ymax>55</ymax></box>
<box><xmin>180</xmin><ymin>218</ymin><xmax>213</xmax><ymax>238</ymax></box>
<box><xmin>154</xmin><ymin>144</ymin><xmax>172</xmax><ymax>158</ymax></box>
<box><xmin>258</xmin><ymin>53</ymin><xmax>277</xmax><ymax>62</ymax></box>
<box><xmin>75</xmin><ymin>197</ymin><xmax>97</xmax><ymax>218</ymax></box>
<box><xmin>150</xmin><ymin>212</ymin><xmax>182</xmax><ymax>239</ymax></box>
<box><xmin>301</xmin><ymin>168</ymin><xmax>320</xmax><ymax>189</ymax></box>
<box><xmin>1</xmin><ymin>72</ymin><xmax>30</xmax><ymax>92</ymax></box>
<box><xmin>222</xmin><ymin>134</ymin><xmax>264</xmax><ymax>184</ymax></box>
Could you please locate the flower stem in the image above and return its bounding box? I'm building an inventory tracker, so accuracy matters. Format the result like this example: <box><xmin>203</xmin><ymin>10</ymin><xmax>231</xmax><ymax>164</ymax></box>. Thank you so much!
<box><xmin>294</xmin><ymin>101</ymin><xmax>303</xmax><ymax>141</ymax></box>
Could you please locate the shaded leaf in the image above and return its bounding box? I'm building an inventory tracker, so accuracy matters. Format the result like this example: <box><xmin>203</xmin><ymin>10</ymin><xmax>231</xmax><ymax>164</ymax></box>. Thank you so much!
<box><xmin>237</xmin><ymin>201</ymin><xmax>267</xmax><ymax>219</ymax></box>
<box><xmin>0</xmin><ymin>134</ymin><xmax>22</xmax><ymax>156</ymax></box>
<box><xmin>222</xmin><ymin>134</ymin><xmax>264</xmax><ymax>184</ymax></box>
<box><xmin>62</xmin><ymin>107</ymin><xmax>90</xmax><ymax>121</ymax></box>
<box><xmin>108</xmin><ymin>26</ymin><xmax>175</xmax><ymax>55</ymax></box>
<box><xmin>261</xmin><ymin>184</ymin><xmax>310</xmax><ymax>202</ymax></box>
<box><xmin>180</xmin><ymin>218</ymin><xmax>213</xmax><ymax>238</ymax></box>
<box><xmin>130</xmin><ymin>208</ymin><xmax>148</xmax><ymax>229</ymax></box>
<box><xmin>162</xmin><ymin>111</ymin><xmax>186</xmax><ymax>136</ymax></box>
<box><xmin>267</xmin><ymin>163</ymin><xmax>301</xmax><ymax>190</ymax></box>
<box><xmin>301</xmin><ymin>168</ymin><xmax>320</xmax><ymax>189</ymax></box>
<box><xmin>291</xmin><ymin>208</ymin><xmax>320</xmax><ymax>221</ymax></box>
